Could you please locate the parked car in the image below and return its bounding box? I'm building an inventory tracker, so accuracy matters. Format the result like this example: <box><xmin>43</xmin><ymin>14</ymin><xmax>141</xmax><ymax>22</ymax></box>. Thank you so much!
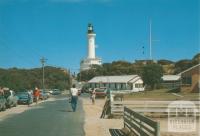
<box><xmin>51</xmin><ymin>89</ymin><xmax>61</xmax><ymax>95</ymax></box>
<box><xmin>4</xmin><ymin>90</ymin><xmax>18</xmax><ymax>108</ymax></box>
<box><xmin>94</xmin><ymin>88</ymin><xmax>107</xmax><ymax>98</ymax></box>
<box><xmin>0</xmin><ymin>95</ymin><xmax>6</xmax><ymax>111</ymax></box>
<box><xmin>44</xmin><ymin>91</ymin><xmax>50</xmax><ymax>98</ymax></box>
<box><xmin>78</xmin><ymin>88</ymin><xmax>82</xmax><ymax>96</ymax></box>
<box><xmin>16</xmin><ymin>92</ymin><xmax>33</xmax><ymax>105</ymax></box>
<box><xmin>39</xmin><ymin>91</ymin><xmax>48</xmax><ymax>100</ymax></box>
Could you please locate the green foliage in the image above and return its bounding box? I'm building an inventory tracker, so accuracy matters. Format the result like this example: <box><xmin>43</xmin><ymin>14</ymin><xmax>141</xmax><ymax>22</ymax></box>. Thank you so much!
<box><xmin>174</xmin><ymin>59</ymin><xmax>193</xmax><ymax>74</ymax></box>
<box><xmin>77</xmin><ymin>53</ymin><xmax>199</xmax><ymax>83</ymax></box>
<box><xmin>0</xmin><ymin>66</ymin><xmax>71</xmax><ymax>91</ymax></box>
<box><xmin>158</xmin><ymin>59</ymin><xmax>174</xmax><ymax>65</ymax></box>
<box><xmin>141</xmin><ymin>64</ymin><xmax>163</xmax><ymax>90</ymax></box>
<box><xmin>192</xmin><ymin>53</ymin><xmax>200</xmax><ymax>65</ymax></box>
<box><xmin>77</xmin><ymin>61</ymin><xmax>141</xmax><ymax>81</ymax></box>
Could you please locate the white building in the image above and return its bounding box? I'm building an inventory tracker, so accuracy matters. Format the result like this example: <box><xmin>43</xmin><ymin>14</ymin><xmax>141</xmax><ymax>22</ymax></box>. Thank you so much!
<box><xmin>80</xmin><ymin>23</ymin><xmax>102</xmax><ymax>71</ymax></box>
<box><xmin>161</xmin><ymin>75</ymin><xmax>181</xmax><ymax>89</ymax></box>
<box><xmin>88</xmin><ymin>75</ymin><xmax>145</xmax><ymax>92</ymax></box>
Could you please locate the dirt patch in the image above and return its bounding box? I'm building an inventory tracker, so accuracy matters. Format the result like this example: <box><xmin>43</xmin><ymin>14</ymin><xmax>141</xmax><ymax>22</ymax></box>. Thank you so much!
<box><xmin>82</xmin><ymin>98</ymin><xmax>123</xmax><ymax>136</ymax></box>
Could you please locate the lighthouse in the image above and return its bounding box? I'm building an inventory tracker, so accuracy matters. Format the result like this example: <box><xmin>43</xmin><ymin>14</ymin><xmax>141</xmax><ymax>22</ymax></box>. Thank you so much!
<box><xmin>87</xmin><ymin>23</ymin><xmax>96</xmax><ymax>59</ymax></box>
<box><xmin>80</xmin><ymin>23</ymin><xmax>102</xmax><ymax>71</ymax></box>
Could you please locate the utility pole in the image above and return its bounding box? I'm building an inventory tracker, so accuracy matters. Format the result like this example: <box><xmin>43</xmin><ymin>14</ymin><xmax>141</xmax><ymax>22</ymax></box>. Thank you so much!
<box><xmin>40</xmin><ymin>57</ymin><xmax>47</xmax><ymax>90</ymax></box>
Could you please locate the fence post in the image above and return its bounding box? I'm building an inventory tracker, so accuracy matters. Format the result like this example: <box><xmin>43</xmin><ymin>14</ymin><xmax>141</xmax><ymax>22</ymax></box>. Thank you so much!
<box><xmin>156</xmin><ymin>123</ymin><xmax>160</xmax><ymax>136</ymax></box>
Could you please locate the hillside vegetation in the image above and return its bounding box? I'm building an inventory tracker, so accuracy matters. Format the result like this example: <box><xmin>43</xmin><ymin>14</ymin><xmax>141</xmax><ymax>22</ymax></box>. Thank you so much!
<box><xmin>78</xmin><ymin>53</ymin><xmax>200</xmax><ymax>81</ymax></box>
<box><xmin>0</xmin><ymin>66</ymin><xmax>71</xmax><ymax>91</ymax></box>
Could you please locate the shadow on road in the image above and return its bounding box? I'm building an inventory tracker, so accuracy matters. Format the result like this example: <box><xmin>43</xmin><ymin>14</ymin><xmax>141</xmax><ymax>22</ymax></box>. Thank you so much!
<box><xmin>58</xmin><ymin>109</ymin><xmax>73</xmax><ymax>112</ymax></box>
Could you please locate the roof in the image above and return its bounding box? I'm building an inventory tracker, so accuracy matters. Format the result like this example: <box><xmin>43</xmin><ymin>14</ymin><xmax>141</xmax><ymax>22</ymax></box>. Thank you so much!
<box><xmin>88</xmin><ymin>75</ymin><xmax>142</xmax><ymax>83</ymax></box>
<box><xmin>178</xmin><ymin>63</ymin><xmax>200</xmax><ymax>75</ymax></box>
<box><xmin>162</xmin><ymin>75</ymin><xmax>181</xmax><ymax>81</ymax></box>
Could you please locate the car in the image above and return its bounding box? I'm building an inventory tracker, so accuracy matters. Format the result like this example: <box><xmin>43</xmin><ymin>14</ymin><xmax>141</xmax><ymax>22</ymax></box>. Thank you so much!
<box><xmin>0</xmin><ymin>95</ymin><xmax>6</xmax><ymax>111</ymax></box>
<box><xmin>51</xmin><ymin>89</ymin><xmax>61</xmax><ymax>95</ymax></box>
<box><xmin>16</xmin><ymin>92</ymin><xmax>33</xmax><ymax>105</ymax></box>
<box><xmin>39</xmin><ymin>91</ymin><xmax>48</xmax><ymax>100</ymax></box>
<box><xmin>94</xmin><ymin>88</ymin><xmax>107</xmax><ymax>98</ymax></box>
<box><xmin>4</xmin><ymin>90</ymin><xmax>18</xmax><ymax>108</ymax></box>
<box><xmin>78</xmin><ymin>88</ymin><xmax>82</xmax><ymax>96</ymax></box>
<box><xmin>44</xmin><ymin>91</ymin><xmax>50</xmax><ymax>98</ymax></box>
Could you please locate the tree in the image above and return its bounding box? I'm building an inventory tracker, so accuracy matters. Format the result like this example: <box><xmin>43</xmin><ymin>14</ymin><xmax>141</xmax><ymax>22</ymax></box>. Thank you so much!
<box><xmin>174</xmin><ymin>59</ymin><xmax>193</xmax><ymax>74</ymax></box>
<box><xmin>141</xmin><ymin>64</ymin><xmax>163</xmax><ymax>90</ymax></box>
<box><xmin>192</xmin><ymin>53</ymin><xmax>200</xmax><ymax>65</ymax></box>
<box><xmin>0</xmin><ymin>66</ymin><xmax>71</xmax><ymax>91</ymax></box>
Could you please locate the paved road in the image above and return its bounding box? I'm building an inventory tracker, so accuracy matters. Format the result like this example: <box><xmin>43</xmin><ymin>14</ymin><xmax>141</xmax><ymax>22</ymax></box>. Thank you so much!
<box><xmin>0</xmin><ymin>95</ymin><xmax>85</xmax><ymax>136</ymax></box>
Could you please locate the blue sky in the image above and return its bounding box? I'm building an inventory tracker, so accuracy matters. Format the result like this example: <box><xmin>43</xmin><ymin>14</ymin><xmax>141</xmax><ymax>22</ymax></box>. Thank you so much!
<box><xmin>0</xmin><ymin>0</ymin><xmax>199</xmax><ymax>71</ymax></box>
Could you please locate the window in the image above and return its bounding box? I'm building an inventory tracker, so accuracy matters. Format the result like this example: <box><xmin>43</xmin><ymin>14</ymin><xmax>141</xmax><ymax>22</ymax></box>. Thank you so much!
<box><xmin>135</xmin><ymin>84</ymin><xmax>143</xmax><ymax>88</ymax></box>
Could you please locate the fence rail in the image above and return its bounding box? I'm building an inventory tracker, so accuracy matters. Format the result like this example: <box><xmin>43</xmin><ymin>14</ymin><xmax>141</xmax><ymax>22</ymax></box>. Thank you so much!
<box><xmin>124</xmin><ymin>107</ymin><xmax>160</xmax><ymax>136</ymax></box>
<box><xmin>111</xmin><ymin>101</ymin><xmax>200</xmax><ymax>117</ymax></box>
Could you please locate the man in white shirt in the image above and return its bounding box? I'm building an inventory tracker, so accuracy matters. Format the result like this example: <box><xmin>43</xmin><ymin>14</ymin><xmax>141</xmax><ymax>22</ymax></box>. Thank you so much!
<box><xmin>70</xmin><ymin>84</ymin><xmax>78</xmax><ymax>112</ymax></box>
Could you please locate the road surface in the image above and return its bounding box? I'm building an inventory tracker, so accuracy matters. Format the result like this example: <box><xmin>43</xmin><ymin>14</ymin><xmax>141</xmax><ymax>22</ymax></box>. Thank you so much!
<box><xmin>0</xmin><ymin>95</ymin><xmax>85</xmax><ymax>136</ymax></box>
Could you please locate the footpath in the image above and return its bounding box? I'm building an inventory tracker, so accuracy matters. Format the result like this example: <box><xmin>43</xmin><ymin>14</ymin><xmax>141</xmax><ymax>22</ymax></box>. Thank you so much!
<box><xmin>81</xmin><ymin>97</ymin><xmax>200</xmax><ymax>136</ymax></box>
<box><xmin>82</xmin><ymin>97</ymin><xmax>123</xmax><ymax>136</ymax></box>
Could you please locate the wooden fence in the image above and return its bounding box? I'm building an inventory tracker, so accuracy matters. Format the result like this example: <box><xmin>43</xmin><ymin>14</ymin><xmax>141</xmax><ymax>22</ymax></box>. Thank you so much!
<box><xmin>124</xmin><ymin>107</ymin><xmax>160</xmax><ymax>136</ymax></box>
<box><xmin>111</xmin><ymin>100</ymin><xmax>200</xmax><ymax>117</ymax></box>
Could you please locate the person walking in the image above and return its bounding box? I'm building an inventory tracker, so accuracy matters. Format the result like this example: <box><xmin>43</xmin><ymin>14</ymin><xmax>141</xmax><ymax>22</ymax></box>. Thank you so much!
<box><xmin>34</xmin><ymin>87</ymin><xmax>40</xmax><ymax>104</ymax></box>
<box><xmin>70</xmin><ymin>84</ymin><xmax>78</xmax><ymax>112</ymax></box>
<box><xmin>0</xmin><ymin>87</ymin><xmax>4</xmax><ymax>96</ymax></box>
<box><xmin>91</xmin><ymin>88</ymin><xmax>96</xmax><ymax>105</ymax></box>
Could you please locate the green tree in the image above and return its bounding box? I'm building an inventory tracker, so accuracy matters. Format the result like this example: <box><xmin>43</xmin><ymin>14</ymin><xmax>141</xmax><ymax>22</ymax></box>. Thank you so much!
<box><xmin>0</xmin><ymin>66</ymin><xmax>71</xmax><ymax>91</ymax></box>
<box><xmin>141</xmin><ymin>64</ymin><xmax>163</xmax><ymax>90</ymax></box>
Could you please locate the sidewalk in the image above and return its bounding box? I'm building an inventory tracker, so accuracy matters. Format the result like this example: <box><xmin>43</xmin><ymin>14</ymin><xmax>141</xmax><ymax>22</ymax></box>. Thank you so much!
<box><xmin>82</xmin><ymin>97</ymin><xmax>123</xmax><ymax>136</ymax></box>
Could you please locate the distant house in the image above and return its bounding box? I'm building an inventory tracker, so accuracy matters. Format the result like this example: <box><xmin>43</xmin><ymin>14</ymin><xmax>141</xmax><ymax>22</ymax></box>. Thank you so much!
<box><xmin>88</xmin><ymin>75</ymin><xmax>144</xmax><ymax>92</ymax></box>
<box><xmin>178</xmin><ymin>63</ymin><xmax>200</xmax><ymax>92</ymax></box>
<box><xmin>161</xmin><ymin>75</ymin><xmax>181</xmax><ymax>89</ymax></box>
<box><xmin>135</xmin><ymin>60</ymin><xmax>157</xmax><ymax>65</ymax></box>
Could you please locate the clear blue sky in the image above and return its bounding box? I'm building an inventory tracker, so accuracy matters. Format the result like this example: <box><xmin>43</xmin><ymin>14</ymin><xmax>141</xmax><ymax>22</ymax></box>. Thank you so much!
<box><xmin>0</xmin><ymin>0</ymin><xmax>199</xmax><ymax>71</ymax></box>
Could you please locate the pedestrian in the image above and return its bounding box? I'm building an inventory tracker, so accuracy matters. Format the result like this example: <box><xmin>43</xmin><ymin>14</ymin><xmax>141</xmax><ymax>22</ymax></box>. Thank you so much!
<box><xmin>34</xmin><ymin>87</ymin><xmax>40</xmax><ymax>104</ymax></box>
<box><xmin>0</xmin><ymin>87</ymin><xmax>4</xmax><ymax>96</ymax></box>
<box><xmin>70</xmin><ymin>84</ymin><xmax>78</xmax><ymax>112</ymax></box>
<box><xmin>27</xmin><ymin>90</ymin><xmax>32</xmax><ymax>107</ymax></box>
<box><xmin>91</xmin><ymin>88</ymin><xmax>96</xmax><ymax>104</ymax></box>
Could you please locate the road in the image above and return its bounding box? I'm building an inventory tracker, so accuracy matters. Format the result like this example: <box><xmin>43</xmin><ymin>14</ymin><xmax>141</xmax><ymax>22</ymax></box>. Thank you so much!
<box><xmin>0</xmin><ymin>95</ymin><xmax>85</xmax><ymax>136</ymax></box>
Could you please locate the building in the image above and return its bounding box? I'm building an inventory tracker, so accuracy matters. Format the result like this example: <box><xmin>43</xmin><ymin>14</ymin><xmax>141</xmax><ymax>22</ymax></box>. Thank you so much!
<box><xmin>80</xmin><ymin>24</ymin><xmax>102</xmax><ymax>71</ymax></box>
<box><xmin>161</xmin><ymin>75</ymin><xmax>181</xmax><ymax>89</ymax></box>
<box><xmin>178</xmin><ymin>63</ymin><xmax>200</xmax><ymax>92</ymax></box>
<box><xmin>88</xmin><ymin>75</ymin><xmax>144</xmax><ymax>92</ymax></box>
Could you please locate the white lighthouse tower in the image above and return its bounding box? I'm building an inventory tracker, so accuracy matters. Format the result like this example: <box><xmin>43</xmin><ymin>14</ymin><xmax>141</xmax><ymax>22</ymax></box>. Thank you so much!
<box><xmin>80</xmin><ymin>23</ymin><xmax>102</xmax><ymax>71</ymax></box>
<box><xmin>87</xmin><ymin>24</ymin><xmax>96</xmax><ymax>59</ymax></box>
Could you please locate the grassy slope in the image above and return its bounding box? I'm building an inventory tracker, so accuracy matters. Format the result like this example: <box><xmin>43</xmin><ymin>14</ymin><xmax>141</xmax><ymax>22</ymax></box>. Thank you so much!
<box><xmin>123</xmin><ymin>89</ymin><xmax>199</xmax><ymax>101</ymax></box>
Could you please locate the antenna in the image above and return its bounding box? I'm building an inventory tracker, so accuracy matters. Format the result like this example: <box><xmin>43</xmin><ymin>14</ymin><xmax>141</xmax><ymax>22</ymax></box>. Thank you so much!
<box><xmin>149</xmin><ymin>19</ymin><xmax>160</xmax><ymax>61</ymax></box>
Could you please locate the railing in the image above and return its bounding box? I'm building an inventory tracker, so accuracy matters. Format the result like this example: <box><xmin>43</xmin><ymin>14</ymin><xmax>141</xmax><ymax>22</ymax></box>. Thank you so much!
<box><xmin>124</xmin><ymin>107</ymin><xmax>160</xmax><ymax>136</ymax></box>
<box><xmin>100</xmin><ymin>99</ymin><xmax>110</xmax><ymax>118</ymax></box>
<box><xmin>111</xmin><ymin>101</ymin><xmax>200</xmax><ymax>117</ymax></box>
